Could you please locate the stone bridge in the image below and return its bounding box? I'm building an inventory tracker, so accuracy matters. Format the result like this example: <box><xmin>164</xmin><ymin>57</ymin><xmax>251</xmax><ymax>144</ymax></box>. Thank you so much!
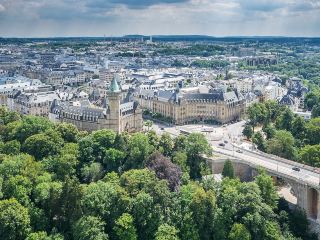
<box><xmin>205</xmin><ymin>155</ymin><xmax>320</xmax><ymax>235</ymax></box>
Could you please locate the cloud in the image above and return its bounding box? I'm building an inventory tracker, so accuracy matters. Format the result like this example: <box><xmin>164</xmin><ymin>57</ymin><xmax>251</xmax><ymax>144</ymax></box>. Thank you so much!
<box><xmin>0</xmin><ymin>0</ymin><xmax>319</xmax><ymax>37</ymax></box>
<box><xmin>239</xmin><ymin>0</ymin><xmax>287</xmax><ymax>12</ymax></box>
<box><xmin>0</xmin><ymin>4</ymin><xmax>5</xmax><ymax>12</ymax></box>
<box><xmin>109</xmin><ymin>0</ymin><xmax>189</xmax><ymax>8</ymax></box>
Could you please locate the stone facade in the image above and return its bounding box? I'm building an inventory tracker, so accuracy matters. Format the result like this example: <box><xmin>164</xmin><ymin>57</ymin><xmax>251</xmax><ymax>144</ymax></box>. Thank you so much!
<box><xmin>135</xmin><ymin>88</ymin><xmax>245</xmax><ymax>124</ymax></box>
<box><xmin>7</xmin><ymin>90</ymin><xmax>60</xmax><ymax>117</ymax></box>
<box><xmin>49</xmin><ymin>75</ymin><xmax>143</xmax><ymax>133</ymax></box>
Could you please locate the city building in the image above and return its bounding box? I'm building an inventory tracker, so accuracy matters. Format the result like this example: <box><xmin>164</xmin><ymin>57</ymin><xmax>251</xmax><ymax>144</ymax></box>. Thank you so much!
<box><xmin>7</xmin><ymin>90</ymin><xmax>60</xmax><ymax>116</ymax></box>
<box><xmin>135</xmin><ymin>86</ymin><xmax>245</xmax><ymax>124</ymax></box>
<box><xmin>49</xmin><ymin>75</ymin><xmax>143</xmax><ymax>133</ymax></box>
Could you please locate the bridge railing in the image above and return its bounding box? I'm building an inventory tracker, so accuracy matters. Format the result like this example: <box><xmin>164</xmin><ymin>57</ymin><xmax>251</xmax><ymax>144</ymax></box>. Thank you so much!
<box><xmin>231</xmin><ymin>142</ymin><xmax>320</xmax><ymax>174</ymax></box>
<box><xmin>208</xmin><ymin>150</ymin><xmax>320</xmax><ymax>189</ymax></box>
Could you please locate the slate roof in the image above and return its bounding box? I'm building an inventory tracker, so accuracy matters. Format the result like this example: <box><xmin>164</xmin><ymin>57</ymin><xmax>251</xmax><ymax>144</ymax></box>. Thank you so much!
<box><xmin>279</xmin><ymin>94</ymin><xmax>295</xmax><ymax>106</ymax></box>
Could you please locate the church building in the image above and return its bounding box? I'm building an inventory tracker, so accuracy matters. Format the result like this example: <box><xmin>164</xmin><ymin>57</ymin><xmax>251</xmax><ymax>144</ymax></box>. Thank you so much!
<box><xmin>49</xmin><ymin>75</ymin><xmax>143</xmax><ymax>133</ymax></box>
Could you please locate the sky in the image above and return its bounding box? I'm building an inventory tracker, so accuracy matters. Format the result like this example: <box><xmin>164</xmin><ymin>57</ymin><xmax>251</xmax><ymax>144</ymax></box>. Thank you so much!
<box><xmin>0</xmin><ymin>0</ymin><xmax>320</xmax><ymax>37</ymax></box>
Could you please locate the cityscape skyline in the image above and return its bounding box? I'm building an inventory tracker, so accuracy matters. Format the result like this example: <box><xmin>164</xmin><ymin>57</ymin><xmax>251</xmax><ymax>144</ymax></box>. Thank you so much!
<box><xmin>0</xmin><ymin>0</ymin><xmax>320</xmax><ymax>37</ymax></box>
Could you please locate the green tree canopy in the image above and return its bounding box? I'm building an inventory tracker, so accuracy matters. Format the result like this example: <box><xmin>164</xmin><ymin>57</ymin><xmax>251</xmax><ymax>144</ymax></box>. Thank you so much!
<box><xmin>222</xmin><ymin>160</ymin><xmax>235</xmax><ymax>179</ymax></box>
<box><xmin>242</xmin><ymin>124</ymin><xmax>253</xmax><ymax>140</ymax></box>
<box><xmin>255</xmin><ymin>170</ymin><xmax>279</xmax><ymax>209</ymax></box>
<box><xmin>0</xmin><ymin>198</ymin><xmax>31</xmax><ymax>240</ymax></box>
<box><xmin>23</xmin><ymin>132</ymin><xmax>63</xmax><ymax>160</ymax></box>
<box><xmin>229</xmin><ymin>223</ymin><xmax>251</xmax><ymax>240</ymax></box>
<box><xmin>73</xmin><ymin>216</ymin><xmax>108</xmax><ymax>240</ymax></box>
<box><xmin>155</xmin><ymin>224</ymin><xmax>180</xmax><ymax>240</ymax></box>
<box><xmin>298</xmin><ymin>145</ymin><xmax>320</xmax><ymax>167</ymax></box>
<box><xmin>14</xmin><ymin>115</ymin><xmax>54</xmax><ymax>143</ymax></box>
<box><xmin>252</xmin><ymin>131</ymin><xmax>266</xmax><ymax>151</ymax></box>
<box><xmin>159</xmin><ymin>133</ymin><xmax>174</xmax><ymax>156</ymax></box>
<box><xmin>114</xmin><ymin>213</ymin><xmax>137</xmax><ymax>240</ymax></box>
<box><xmin>185</xmin><ymin>133</ymin><xmax>211</xmax><ymax>179</ymax></box>
<box><xmin>267</xmin><ymin>130</ymin><xmax>297</xmax><ymax>160</ymax></box>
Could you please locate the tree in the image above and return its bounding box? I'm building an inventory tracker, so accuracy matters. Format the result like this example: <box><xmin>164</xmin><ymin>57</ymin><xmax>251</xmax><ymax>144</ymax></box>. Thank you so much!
<box><xmin>82</xmin><ymin>180</ymin><xmax>129</xmax><ymax>231</ymax></box>
<box><xmin>125</xmin><ymin>133</ymin><xmax>152</xmax><ymax>169</ymax></box>
<box><xmin>242</xmin><ymin>124</ymin><xmax>253</xmax><ymax>140</ymax></box>
<box><xmin>0</xmin><ymin>177</ymin><xmax>3</xmax><ymax>199</ymax></box>
<box><xmin>159</xmin><ymin>133</ymin><xmax>174</xmax><ymax>156</ymax></box>
<box><xmin>172</xmin><ymin>151</ymin><xmax>189</xmax><ymax>173</ymax></box>
<box><xmin>0</xmin><ymin>153</ymin><xmax>42</xmax><ymax>182</ymax></box>
<box><xmin>43</xmin><ymin>148</ymin><xmax>79</xmax><ymax>180</ymax></box>
<box><xmin>252</xmin><ymin>131</ymin><xmax>266</xmax><ymax>151</ymax></box>
<box><xmin>267</xmin><ymin>130</ymin><xmax>296</xmax><ymax>160</ymax></box>
<box><xmin>26</xmin><ymin>231</ymin><xmax>49</xmax><ymax>240</ymax></box>
<box><xmin>91</xmin><ymin>129</ymin><xmax>117</xmax><ymax>162</ymax></box>
<box><xmin>3</xmin><ymin>175</ymin><xmax>32</xmax><ymax>206</ymax></box>
<box><xmin>185</xmin><ymin>133</ymin><xmax>211</xmax><ymax>179</ymax></box>
<box><xmin>304</xmin><ymin>92</ymin><xmax>320</xmax><ymax>110</ymax></box>
<box><xmin>312</xmin><ymin>104</ymin><xmax>320</xmax><ymax>118</ymax></box>
<box><xmin>0</xmin><ymin>106</ymin><xmax>21</xmax><ymax>125</ymax></box>
<box><xmin>247</xmin><ymin>103</ymin><xmax>267</xmax><ymax>128</ymax></box>
<box><xmin>120</xmin><ymin>168</ymin><xmax>158</xmax><ymax>196</ymax></box>
<box><xmin>222</xmin><ymin>160</ymin><xmax>234</xmax><ymax>178</ymax></box>
<box><xmin>292</xmin><ymin>116</ymin><xmax>306</xmax><ymax>140</ymax></box>
<box><xmin>275</xmin><ymin>108</ymin><xmax>294</xmax><ymax>132</ymax></box>
<box><xmin>298</xmin><ymin>145</ymin><xmax>320</xmax><ymax>167</ymax></box>
<box><xmin>144</xmin><ymin>120</ymin><xmax>153</xmax><ymax>131</ymax></box>
<box><xmin>2</xmin><ymin>140</ymin><xmax>21</xmax><ymax>155</ymax></box>
<box><xmin>14</xmin><ymin>115</ymin><xmax>54</xmax><ymax>142</ymax></box>
<box><xmin>56</xmin><ymin>123</ymin><xmax>79</xmax><ymax>143</ymax></box>
<box><xmin>189</xmin><ymin>187</ymin><xmax>216</xmax><ymax>240</ymax></box>
<box><xmin>131</xmin><ymin>192</ymin><xmax>161</xmax><ymax>240</ymax></box>
<box><xmin>146</xmin><ymin>130</ymin><xmax>160</xmax><ymax>150</ymax></box>
<box><xmin>305</xmin><ymin>118</ymin><xmax>320</xmax><ymax>145</ymax></box>
<box><xmin>265</xmin><ymin>100</ymin><xmax>284</xmax><ymax>123</ymax></box>
<box><xmin>73</xmin><ymin>216</ymin><xmax>108</xmax><ymax>240</ymax></box>
<box><xmin>114</xmin><ymin>213</ymin><xmax>137</xmax><ymax>240</ymax></box>
<box><xmin>103</xmin><ymin>148</ymin><xmax>126</xmax><ymax>173</ymax></box>
<box><xmin>146</xmin><ymin>152</ymin><xmax>182</xmax><ymax>191</ymax></box>
<box><xmin>255</xmin><ymin>170</ymin><xmax>279</xmax><ymax>209</ymax></box>
<box><xmin>78</xmin><ymin>136</ymin><xmax>95</xmax><ymax>164</ymax></box>
<box><xmin>262</xmin><ymin>124</ymin><xmax>276</xmax><ymax>140</ymax></box>
<box><xmin>173</xmin><ymin>135</ymin><xmax>187</xmax><ymax>152</ymax></box>
<box><xmin>52</xmin><ymin>177</ymin><xmax>83</xmax><ymax>234</ymax></box>
<box><xmin>81</xmin><ymin>162</ymin><xmax>105</xmax><ymax>183</ymax></box>
<box><xmin>22</xmin><ymin>130</ymin><xmax>63</xmax><ymax>160</ymax></box>
<box><xmin>114</xmin><ymin>133</ymin><xmax>129</xmax><ymax>152</ymax></box>
<box><xmin>289</xmin><ymin>207</ymin><xmax>310</xmax><ymax>239</ymax></box>
<box><xmin>263</xmin><ymin>221</ymin><xmax>282</xmax><ymax>240</ymax></box>
<box><xmin>155</xmin><ymin>224</ymin><xmax>180</xmax><ymax>240</ymax></box>
<box><xmin>92</xmin><ymin>129</ymin><xmax>116</xmax><ymax>149</ymax></box>
<box><xmin>228</xmin><ymin>223</ymin><xmax>251</xmax><ymax>240</ymax></box>
<box><xmin>26</xmin><ymin>232</ymin><xmax>64</xmax><ymax>240</ymax></box>
<box><xmin>0</xmin><ymin>198</ymin><xmax>31</xmax><ymax>240</ymax></box>
<box><xmin>219</xmin><ymin>179</ymin><xmax>275</xmax><ymax>239</ymax></box>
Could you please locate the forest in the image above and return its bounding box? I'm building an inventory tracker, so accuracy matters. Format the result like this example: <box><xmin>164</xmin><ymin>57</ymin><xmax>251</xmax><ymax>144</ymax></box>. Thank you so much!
<box><xmin>0</xmin><ymin>107</ymin><xmax>316</xmax><ymax>240</ymax></box>
<box><xmin>243</xmin><ymin>101</ymin><xmax>320</xmax><ymax>166</ymax></box>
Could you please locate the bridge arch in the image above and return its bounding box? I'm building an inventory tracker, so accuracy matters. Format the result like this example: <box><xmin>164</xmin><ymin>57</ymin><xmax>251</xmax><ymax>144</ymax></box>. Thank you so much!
<box><xmin>308</xmin><ymin>188</ymin><xmax>319</xmax><ymax>220</ymax></box>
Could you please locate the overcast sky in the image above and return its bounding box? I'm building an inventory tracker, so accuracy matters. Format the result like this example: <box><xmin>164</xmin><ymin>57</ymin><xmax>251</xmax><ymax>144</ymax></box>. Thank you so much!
<box><xmin>0</xmin><ymin>0</ymin><xmax>319</xmax><ymax>37</ymax></box>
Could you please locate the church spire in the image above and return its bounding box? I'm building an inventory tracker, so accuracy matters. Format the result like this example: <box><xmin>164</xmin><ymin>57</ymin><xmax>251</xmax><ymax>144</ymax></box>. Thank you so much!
<box><xmin>110</xmin><ymin>74</ymin><xmax>121</xmax><ymax>93</ymax></box>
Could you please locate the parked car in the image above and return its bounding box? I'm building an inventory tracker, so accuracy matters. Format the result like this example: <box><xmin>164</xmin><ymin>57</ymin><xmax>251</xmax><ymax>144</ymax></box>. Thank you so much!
<box><xmin>292</xmin><ymin>166</ymin><xmax>300</xmax><ymax>172</ymax></box>
<box><xmin>236</xmin><ymin>149</ymin><xmax>243</xmax><ymax>153</ymax></box>
<box><xmin>219</xmin><ymin>143</ymin><xmax>225</xmax><ymax>147</ymax></box>
<box><xmin>224</xmin><ymin>140</ymin><xmax>228</xmax><ymax>144</ymax></box>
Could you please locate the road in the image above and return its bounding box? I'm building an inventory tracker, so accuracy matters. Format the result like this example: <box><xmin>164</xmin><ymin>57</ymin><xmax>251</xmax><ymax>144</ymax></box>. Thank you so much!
<box><xmin>149</xmin><ymin>121</ymin><xmax>320</xmax><ymax>188</ymax></box>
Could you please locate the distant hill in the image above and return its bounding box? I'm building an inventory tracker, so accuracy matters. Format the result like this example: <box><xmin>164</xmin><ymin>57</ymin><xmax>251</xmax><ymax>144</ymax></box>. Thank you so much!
<box><xmin>1</xmin><ymin>35</ymin><xmax>320</xmax><ymax>44</ymax></box>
